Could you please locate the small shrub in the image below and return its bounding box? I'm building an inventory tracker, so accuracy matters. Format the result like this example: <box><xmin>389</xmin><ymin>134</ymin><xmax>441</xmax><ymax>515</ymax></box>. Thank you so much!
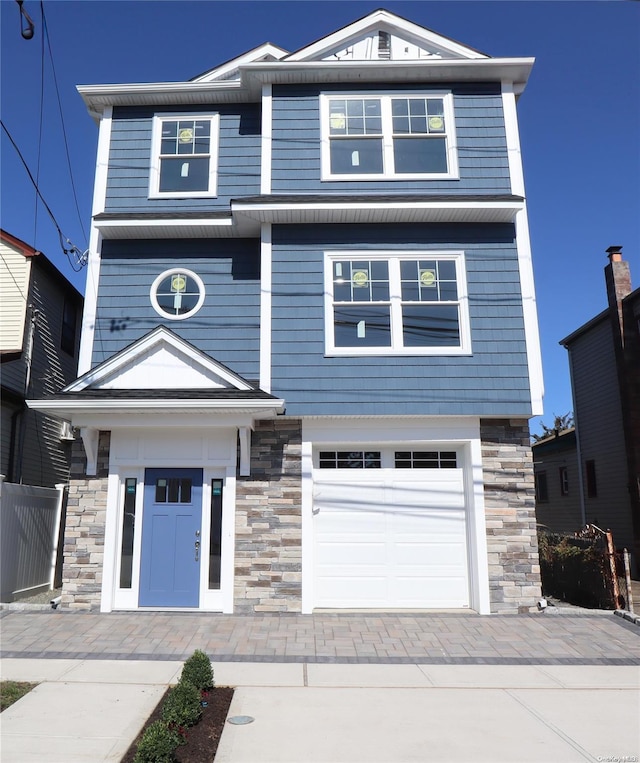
<box><xmin>133</xmin><ymin>720</ymin><xmax>182</xmax><ymax>763</ymax></box>
<box><xmin>161</xmin><ymin>681</ymin><xmax>202</xmax><ymax>728</ymax></box>
<box><xmin>179</xmin><ymin>649</ymin><xmax>214</xmax><ymax>691</ymax></box>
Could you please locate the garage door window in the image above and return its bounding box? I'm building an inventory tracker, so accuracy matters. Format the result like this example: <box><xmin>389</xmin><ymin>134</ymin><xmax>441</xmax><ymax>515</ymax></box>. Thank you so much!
<box><xmin>319</xmin><ymin>451</ymin><xmax>381</xmax><ymax>469</ymax></box>
<box><xmin>395</xmin><ymin>451</ymin><xmax>457</xmax><ymax>468</ymax></box>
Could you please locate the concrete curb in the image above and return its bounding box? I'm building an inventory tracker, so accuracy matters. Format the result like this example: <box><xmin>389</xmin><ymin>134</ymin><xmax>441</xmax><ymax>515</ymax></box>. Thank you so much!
<box><xmin>615</xmin><ymin>609</ymin><xmax>640</xmax><ymax>626</ymax></box>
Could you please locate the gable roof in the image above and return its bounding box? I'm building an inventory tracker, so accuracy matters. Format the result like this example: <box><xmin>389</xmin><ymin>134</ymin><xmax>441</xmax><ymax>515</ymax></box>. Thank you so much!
<box><xmin>64</xmin><ymin>325</ymin><xmax>255</xmax><ymax>392</ymax></box>
<box><xmin>77</xmin><ymin>8</ymin><xmax>533</xmax><ymax>114</ymax></box>
<box><xmin>284</xmin><ymin>8</ymin><xmax>489</xmax><ymax>62</ymax></box>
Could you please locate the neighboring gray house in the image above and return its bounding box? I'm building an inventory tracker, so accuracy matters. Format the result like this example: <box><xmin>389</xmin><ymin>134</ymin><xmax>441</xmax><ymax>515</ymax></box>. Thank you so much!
<box><xmin>532</xmin><ymin>428</ymin><xmax>583</xmax><ymax>533</ymax></box>
<box><xmin>558</xmin><ymin>248</ymin><xmax>640</xmax><ymax>571</ymax></box>
<box><xmin>1</xmin><ymin>229</ymin><xmax>83</xmax><ymax>487</ymax></box>
<box><xmin>30</xmin><ymin>10</ymin><xmax>544</xmax><ymax>614</ymax></box>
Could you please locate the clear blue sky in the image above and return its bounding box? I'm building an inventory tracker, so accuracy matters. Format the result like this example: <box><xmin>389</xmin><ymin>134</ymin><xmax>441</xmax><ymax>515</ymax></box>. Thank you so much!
<box><xmin>2</xmin><ymin>0</ymin><xmax>639</xmax><ymax>435</ymax></box>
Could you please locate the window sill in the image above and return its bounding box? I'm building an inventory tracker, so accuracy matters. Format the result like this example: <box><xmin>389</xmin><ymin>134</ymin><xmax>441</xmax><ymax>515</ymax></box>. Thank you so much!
<box><xmin>325</xmin><ymin>347</ymin><xmax>472</xmax><ymax>357</ymax></box>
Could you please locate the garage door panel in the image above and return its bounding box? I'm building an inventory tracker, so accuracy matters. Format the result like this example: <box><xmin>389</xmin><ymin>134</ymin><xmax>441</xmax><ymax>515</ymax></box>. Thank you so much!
<box><xmin>316</xmin><ymin>576</ymin><xmax>388</xmax><ymax>605</ymax></box>
<box><xmin>313</xmin><ymin>464</ymin><xmax>470</xmax><ymax>609</ymax></box>
<box><xmin>316</xmin><ymin>541</ymin><xmax>387</xmax><ymax>566</ymax></box>
<box><xmin>394</xmin><ymin>541</ymin><xmax>467</xmax><ymax>567</ymax></box>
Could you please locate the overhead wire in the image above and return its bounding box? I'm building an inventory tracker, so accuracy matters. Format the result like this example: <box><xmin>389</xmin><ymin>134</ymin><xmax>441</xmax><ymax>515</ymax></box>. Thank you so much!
<box><xmin>40</xmin><ymin>1</ymin><xmax>88</xmax><ymax>245</ymax></box>
<box><xmin>1</xmin><ymin>120</ymin><xmax>86</xmax><ymax>272</ymax></box>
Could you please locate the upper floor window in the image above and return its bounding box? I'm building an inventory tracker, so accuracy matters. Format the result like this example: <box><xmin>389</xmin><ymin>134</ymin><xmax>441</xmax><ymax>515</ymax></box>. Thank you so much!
<box><xmin>324</xmin><ymin>252</ymin><xmax>470</xmax><ymax>356</ymax></box>
<box><xmin>320</xmin><ymin>92</ymin><xmax>458</xmax><ymax>181</ymax></box>
<box><xmin>149</xmin><ymin>114</ymin><xmax>219</xmax><ymax>198</ymax></box>
<box><xmin>559</xmin><ymin>466</ymin><xmax>569</xmax><ymax>496</ymax></box>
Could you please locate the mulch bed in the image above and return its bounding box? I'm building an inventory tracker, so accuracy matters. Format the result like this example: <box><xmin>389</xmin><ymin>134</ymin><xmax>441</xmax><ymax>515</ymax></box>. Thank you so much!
<box><xmin>121</xmin><ymin>686</ymin><xmax>234</xmax><ymax>763</ymax></box>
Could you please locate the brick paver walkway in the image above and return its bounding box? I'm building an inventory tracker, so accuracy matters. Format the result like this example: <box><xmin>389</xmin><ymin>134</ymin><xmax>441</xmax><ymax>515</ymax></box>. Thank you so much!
<box><xmin>1</xmin><ymin>610</ymin><xmax>639</xmax><ymax>664</ymax></box>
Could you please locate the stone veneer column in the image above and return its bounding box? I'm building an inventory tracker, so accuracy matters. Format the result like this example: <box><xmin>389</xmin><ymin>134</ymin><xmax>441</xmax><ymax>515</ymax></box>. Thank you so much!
<box><xmin>234</xmin><ymin>419</ymin><xmax>302</xmax><ymax>613</ymax></box>
<box><xmin>60</xmin><ymin>432</ymin><xmax>110</xmax><ymax>610</ymax></box>
<box><xmin>480</xmin><ymin>419</ymin><xmax>542</xmax><ymax>613</ymax></box>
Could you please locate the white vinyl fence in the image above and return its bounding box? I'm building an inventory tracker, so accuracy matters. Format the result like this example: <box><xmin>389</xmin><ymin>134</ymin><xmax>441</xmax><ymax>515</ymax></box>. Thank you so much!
<box><xmin>0</xmin><ymin>479</ymin><xmax>65</xmax><ymax>602</ymax></box>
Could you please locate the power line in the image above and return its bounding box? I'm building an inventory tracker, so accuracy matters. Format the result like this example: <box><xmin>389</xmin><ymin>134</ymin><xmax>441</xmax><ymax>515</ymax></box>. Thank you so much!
<box><xmin>1</xmin><ymin>119</ymin><xmax>87</xmax><ymax>271</ymax></box>
<box><xmin>41</xmin><ymin>1</ymin><xmax>88</xmax><ymax>245</ymax></box>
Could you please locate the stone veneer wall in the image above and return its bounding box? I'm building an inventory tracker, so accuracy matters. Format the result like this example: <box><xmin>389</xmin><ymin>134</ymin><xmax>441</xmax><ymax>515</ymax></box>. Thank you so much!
<box><xmin>480</xmin><ymin>418</ymin><xmax>542</xmax><ymax>613</ymax></box>
<box><xmin>60</xmin><ymin>432</ymin><xmax>110</xmax><ymax>610</ymax></box>
<box><xmin>234</xmin><ymin>419</ymin><xmax>302</xmax><ymax>613</ymax></box>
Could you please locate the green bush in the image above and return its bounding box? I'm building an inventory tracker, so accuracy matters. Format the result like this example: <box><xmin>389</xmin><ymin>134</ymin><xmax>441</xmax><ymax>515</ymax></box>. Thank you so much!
<box><xmin>179</xmin><ymin>649</ymin><xmax>214</xmax><ymax>691</ymax></box>
<box><xmin>161</xmin><ymin>680</ymin><xmax>202</xmax><ymax>728</ymax></box>
<box><xmin>133</xmin><ymin>720</ymin><xmax>182</xmax><ymax>763</ymax></box>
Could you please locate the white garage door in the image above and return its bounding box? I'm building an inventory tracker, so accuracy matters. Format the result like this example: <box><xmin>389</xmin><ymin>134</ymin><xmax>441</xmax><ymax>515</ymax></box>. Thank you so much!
<box><xmin>313</xmin><ymin>460</ymin><xmax>469</xmax><ymax>609</ymax></box>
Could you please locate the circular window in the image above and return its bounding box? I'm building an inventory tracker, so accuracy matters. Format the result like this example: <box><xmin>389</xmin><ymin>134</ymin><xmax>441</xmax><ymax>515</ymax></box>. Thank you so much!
<box><xmin>150</xmin><ymin>269</ymin><xmax>205</xmax><ymax>320</ymax></box>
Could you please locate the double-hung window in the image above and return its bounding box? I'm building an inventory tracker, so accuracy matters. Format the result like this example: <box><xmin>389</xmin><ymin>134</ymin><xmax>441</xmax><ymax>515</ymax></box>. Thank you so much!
<box><xmin>150</xmin><ymin>113</ymin><xmax>219</xmax><ymax>197</ymax></box>
<box><xmin>325</xmin><ymin>252</ymin><xmax>470</xmax><ymax>355</ymax></box>
<box><xmin>321</xmin><ymin>92</ymin><xmax>457</xmax><ymax>180</ymax></box>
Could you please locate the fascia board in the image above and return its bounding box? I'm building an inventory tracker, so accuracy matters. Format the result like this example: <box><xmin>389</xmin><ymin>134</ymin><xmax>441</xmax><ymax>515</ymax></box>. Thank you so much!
<box><xmin>77</xmin><ymin>58</ymin><xmax>533</xmax><ymax>115</ymax></box>
<box><xmin>284</xmin><ymin>10</ymin><xmax>488</xmax><ymax>62</ymax></box>
<box><xmin>94</xmin><ymin>218</ymin><xmax>234</xmax><ymax>239</ymax></box>
<box><xmin>191</xmin><ymin>43</ymin><xmax>290</xmax><ymax>83</ymax></box>
<box><xmin>77</xmin><ymin>80</ymin><xmax>250</xmax><ymax>113</ymax></box>
<box><xmin>240</xmin><ymin>58</ymin><xmax>535</xmax><ymax>89</ymax></box>
<box><xmin>26</xmin><ymin>398</ymin><xmax>285</xmax><ymax>417</ymax></box>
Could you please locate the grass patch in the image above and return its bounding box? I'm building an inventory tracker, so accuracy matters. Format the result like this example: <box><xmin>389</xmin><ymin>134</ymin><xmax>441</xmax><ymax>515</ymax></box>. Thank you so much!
<box><xmin>0</xmin><ymin>681</ymin><xmax>37</xmax><ymax>712</ymax></box>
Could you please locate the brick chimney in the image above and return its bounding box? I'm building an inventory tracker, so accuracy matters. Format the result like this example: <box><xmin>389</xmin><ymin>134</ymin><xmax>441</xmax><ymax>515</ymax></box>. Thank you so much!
<box><xmin>605</xmin><ymin>245</ymin><xmax>632</xmax><ymax>343</ymax></box>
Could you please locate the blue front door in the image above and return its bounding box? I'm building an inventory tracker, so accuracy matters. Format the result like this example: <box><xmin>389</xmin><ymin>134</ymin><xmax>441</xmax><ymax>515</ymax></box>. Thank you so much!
<box><xmin>139</xmin><ymin>468</ymin><xmax>202</xmax><ymax>607</ymax></box>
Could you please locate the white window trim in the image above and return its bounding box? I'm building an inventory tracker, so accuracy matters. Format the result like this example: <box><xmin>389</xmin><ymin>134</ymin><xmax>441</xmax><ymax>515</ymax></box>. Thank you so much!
<box><xmin>149</xmin><ymin>112</ymin><xmax>219</xmax><ymax>198</ymax></box>
<box><xmin>150</xmin><ymin>268</ymin><xmax>205</xmax><ymax>321</ymax></box>
<box><xmin>323</xmin><ymin>250</ymin><xmax>471</xmax><ymax>356</ymax></box>
<box><xmin>320</xmin><ymin>91</ymin><xmax>459</xmax><ymax>181</ymax></box>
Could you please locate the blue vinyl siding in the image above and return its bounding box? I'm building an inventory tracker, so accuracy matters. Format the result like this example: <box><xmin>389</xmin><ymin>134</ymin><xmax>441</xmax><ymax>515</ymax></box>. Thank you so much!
<box><xmin>270</xmin><ymin>223</ymin><xmax>531</xmax><ymax>416</ymax></box>
<box><xmin>92</xmin><ymin>239</ymin><xmax>260</xmax><ymax>380</ymax></box>
<box><xmin>271</xmin><ymin>84</ymin><xmax>511</xmax><ymax>194</ymax></box>
<box><xmin>105</xmin><ymin>105</ymin><xmax>261</xmax><ymax>212</ymax></box>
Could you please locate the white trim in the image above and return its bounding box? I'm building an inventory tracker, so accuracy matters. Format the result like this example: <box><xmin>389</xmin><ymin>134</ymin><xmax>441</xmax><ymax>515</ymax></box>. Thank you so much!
<box><xmin>238</xmin><ymin>426</ymin><xmax>251</xmax><ymax>476</ymax></box>
<box><xmin>80</xmin><ymin>427</ymin><xmax>99</xmax><ymax>476</ymax></box>
<box><xmin>284</xmin><ymin>10</ymin><xmax>488</xmax><ymax>62</ymax></box>
<box><xmin>502</xmin><ymin>85</ymin><xmax>525</xmax><ymax>197</ymax></box>
<box><xmin>301</xmin><ymin>416</ymin><xmax>489</xmax><ymax>613</ymax></box>
<box><xmin>466</xmin><ymin>436</ymin><xmax>490</xmax><ymax>614</ymax></box>
<box><xmin>260</xmin><ymin>224</ymin><xmax>272</xmax><ymax>392</ymax></box>
<box><xmin>103</xmin><ymin>429</ymin><xmax>238</xmax><ymax>613</ymax></box>
<box><xmin>150</xmin><ymin>268</ymin><xmax>206</xmax><ymax>321</ymax></box>
<box><xmin>78</xmin><ymin>227</ymin><xmax>101</xmax><ymax>375</ymax></box>
<box><xmin>261</xmin><ymin>84</ymin><xmax>272</xmax><ymax>194</ymax></box>
<box><xmin>320</xmin><ymin>91</ymin><xmax>458</xmax><ymax>181</ymax></box>
<box><xmin>300</xmin><ymin>438</ymin><xmax>314</xmax><ymax>614</ymax></box>
<box><xmin>323</xmin><ymin>250</ymin><xmax>471</xmax><ymax>356</ymax></box>
<box><xmin>192</xmin><ymin>43</ymin><xmax>289</xmax><ymax>83</ymax></box>
<box><xmin>515</xmin><ymin>208</ymin><xmax>544</xmax><ymax>415</ymax></box>
<box><xmin>91</xmin><ymin>105</ymin><xmax>112</xmax><ymax>217</ymax></box>
<box><xmin>68</xmin><ymin>326</ymin><xmax>254</xmax><ymax>392</ymax></box>
<box><xmin>148</xmin><ymin>113</ymin><xmax>219</xmax><ymax>199</ymax></box>
<box><xmin>79</xmin><ymin>106</ymin><xmax>112</xmax><ymax>375</ymax></box>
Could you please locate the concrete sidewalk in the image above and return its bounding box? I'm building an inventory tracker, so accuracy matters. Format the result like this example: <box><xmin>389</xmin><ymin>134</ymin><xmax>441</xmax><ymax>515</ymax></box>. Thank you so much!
<box><xmin>1</xmin><ymin>659</ymin><xmax>639</xmax><ymax>763</ymax></box>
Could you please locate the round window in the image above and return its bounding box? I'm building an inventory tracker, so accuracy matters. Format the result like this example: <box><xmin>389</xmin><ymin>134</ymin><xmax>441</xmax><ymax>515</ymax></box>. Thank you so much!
<box><xmin>150</xmin><ymin>269</ymin><xmax>205</xmax><ymax>320</ymax></box>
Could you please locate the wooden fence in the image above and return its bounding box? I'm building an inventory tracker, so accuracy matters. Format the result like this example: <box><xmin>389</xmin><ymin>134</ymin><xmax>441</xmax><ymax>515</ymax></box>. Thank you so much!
<box><xmin>0</xmin><ymin>478</ymin><xmax>65</xmax><ymax>602</ymax></box>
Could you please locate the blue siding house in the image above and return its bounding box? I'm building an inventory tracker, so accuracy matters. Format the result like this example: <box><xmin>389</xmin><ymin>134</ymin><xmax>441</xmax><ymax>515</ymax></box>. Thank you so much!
<box><xmin>31</xmin><ymin>10</ymin><xmax>543</xmax><ymax>614</ymax></box>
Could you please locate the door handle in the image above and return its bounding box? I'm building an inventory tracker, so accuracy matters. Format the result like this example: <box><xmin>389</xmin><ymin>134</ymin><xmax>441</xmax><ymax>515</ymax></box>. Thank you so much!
<box><xmin>194</xmin><ymin>540</ymin><xmax>200</xmax><ymax>561</ymax></box>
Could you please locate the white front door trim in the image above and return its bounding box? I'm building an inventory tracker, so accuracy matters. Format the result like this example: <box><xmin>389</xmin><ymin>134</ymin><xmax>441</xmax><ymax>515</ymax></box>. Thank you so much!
<box><xmin>101</xmin><ymin>428</ymin><xmax>237</xmax><ymax>613</ymax></box>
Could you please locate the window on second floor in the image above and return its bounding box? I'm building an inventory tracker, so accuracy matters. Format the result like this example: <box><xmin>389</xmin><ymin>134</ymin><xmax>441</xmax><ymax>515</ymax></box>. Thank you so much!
<box><xmin>149</xmin><ymin>114</ymin><xmax>219</xmax><ymax>198</ymax></box>
<box><xmin>324</xmin><ymin>252</ymin><xmax>470</xmax><ymax>356</ymax></box>
<box><xmin>320</xmin><ymin>92</ymin><xmax>458</xmax><ymax>181</ymax></box>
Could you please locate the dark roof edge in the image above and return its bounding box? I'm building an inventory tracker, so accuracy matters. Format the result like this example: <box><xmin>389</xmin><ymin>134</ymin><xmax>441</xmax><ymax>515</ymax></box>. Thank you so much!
<box><xmin>560</xmin><ymin>308</ymin><xmax>609</xmax><ymax>347</ymax></box>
